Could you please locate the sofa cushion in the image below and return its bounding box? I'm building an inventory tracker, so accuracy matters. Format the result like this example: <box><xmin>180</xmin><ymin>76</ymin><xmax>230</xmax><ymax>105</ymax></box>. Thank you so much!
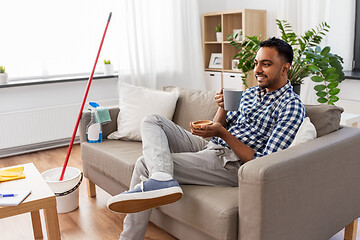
<box><xmin>305</xmin><ymin>105</ymin><xmax>344</xmax><ymax>137</ymax></box>
<box><xmin>164</xmin><ymin>86</ymin><xmax>218</xmax><ymax>131</ymax></box>
<box><xmin>81</xmin><ymin>140</ymin><xmax>142</xmax><ymax>188</ymax></box>
<box><xmin>158</xmin><ymin>185</ymin><xmax>238</xmax><ymax>240</ymax></box>
<box><xmin>289</xmin><ymin>117</ymin><xmax>317</xmax><ymax>147</ymax></box>
<box><xmin>108</xmin><ymin>82</ymin><xmax>179</xmax><ymax>141</ymax></box>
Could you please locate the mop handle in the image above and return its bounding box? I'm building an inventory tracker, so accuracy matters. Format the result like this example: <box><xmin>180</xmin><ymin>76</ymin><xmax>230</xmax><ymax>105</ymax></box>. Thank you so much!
<box><xmin>59</xmin><ymin>12</ymin><xmax>112</xmax><ymax>181</ymax></box>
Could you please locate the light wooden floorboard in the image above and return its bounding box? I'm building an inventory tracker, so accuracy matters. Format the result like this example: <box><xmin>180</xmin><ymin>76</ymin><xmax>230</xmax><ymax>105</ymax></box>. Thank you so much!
<box><xmin>0</xmin><ymin>145</ymin><xmax>176</xmax><ymax>240</ymax></box>
<box><xmin>1</xmin><ymin>145</ymin><xmax>359</xmax><ymax>239</ymax></box>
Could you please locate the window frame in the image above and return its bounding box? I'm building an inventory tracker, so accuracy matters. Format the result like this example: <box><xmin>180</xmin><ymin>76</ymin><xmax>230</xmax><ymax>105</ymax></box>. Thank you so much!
<box><xmin>354</xmin><ymin>0</ymin><xmax>360</xmax><ymax>70</ymax></box>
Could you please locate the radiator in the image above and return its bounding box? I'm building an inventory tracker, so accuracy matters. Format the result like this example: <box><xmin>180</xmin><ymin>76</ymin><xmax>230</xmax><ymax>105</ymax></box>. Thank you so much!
<box><xmin>0</xmin><ymin>100</ymin><xmax>117</xmax><ymax>157</ymax></box>
<box><xmin>337</xmin><ymin>99</ymin><xmax>360</xmax><ymax>115</ymax></box>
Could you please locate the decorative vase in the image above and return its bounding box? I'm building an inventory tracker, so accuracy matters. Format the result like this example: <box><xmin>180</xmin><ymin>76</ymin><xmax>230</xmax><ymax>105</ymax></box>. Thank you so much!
<box><xmin>0</xmin><ymin>73</ymin><xmax>8</xmax><ymax>84</ymax></box>
<box><xmin>216</xmin><ymin>32</ymin><xmax>223</xmax><ymax>42</ymax></box>
<box><xmin>292</xmin><ymin>84</ymin><xmax>301</xmax><ymax>95</ymax></box>
<box><xmin>104</xmin><ymin>64</ymin><xmax>114</xmax><ymax>76</ymax></box>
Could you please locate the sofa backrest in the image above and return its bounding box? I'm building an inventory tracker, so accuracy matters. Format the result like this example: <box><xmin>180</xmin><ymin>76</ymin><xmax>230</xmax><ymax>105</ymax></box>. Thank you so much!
<box><xmin>164</xmin><ymin>86</ymin><xmax>218</xmax><ymax>131</ymax></box>
<box><xmin>305</xmin><ymin>104</ymin><xmax>343</xmax><ymax>137</ymax></box>
<box><xmin>164</xmin><ymin>86</ymin><xmax>344</xmax><ymax>137</ymax></box>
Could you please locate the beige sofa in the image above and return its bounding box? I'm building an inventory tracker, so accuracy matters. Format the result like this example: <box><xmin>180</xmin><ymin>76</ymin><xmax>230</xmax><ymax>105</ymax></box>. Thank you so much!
<box><xmin>79</xmin><ymin>87</ymin><xmax>360</xmax><ymax>240</ymax></box>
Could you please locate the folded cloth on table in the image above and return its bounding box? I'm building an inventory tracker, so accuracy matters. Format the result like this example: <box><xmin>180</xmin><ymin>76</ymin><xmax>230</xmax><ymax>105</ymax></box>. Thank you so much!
<box><xmin>0</xmin><ymin>166</ymin><xmax>26</xmax><ymax>182</ymax></box>
<box><xmin>96</xmin><ymin>107</ymin><xmax>111</xmax><ymax>125</ymax></box>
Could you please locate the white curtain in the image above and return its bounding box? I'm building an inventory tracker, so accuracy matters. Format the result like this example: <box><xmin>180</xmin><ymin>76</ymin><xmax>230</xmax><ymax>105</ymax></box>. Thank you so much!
<box><xmin>117</xmin><ymin>0</ymin><xmax>204</xmax><ymax>90</ymax></box>
<box><xmin>278</xmin><ymin>0</ymin><xmax>356</xmax><ymax>104</ymax></box>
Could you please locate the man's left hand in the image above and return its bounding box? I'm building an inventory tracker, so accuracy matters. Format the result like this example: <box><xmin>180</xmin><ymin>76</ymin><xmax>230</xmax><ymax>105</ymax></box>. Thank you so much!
<box><xmin>190</xmin><ymin>122</ymin><xmax>226</xmax><ymax>138</ymax></box>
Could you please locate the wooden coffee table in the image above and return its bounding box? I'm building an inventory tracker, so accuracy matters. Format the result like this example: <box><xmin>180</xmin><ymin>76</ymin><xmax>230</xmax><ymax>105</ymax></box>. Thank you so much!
<box><xmin>0</xmin><ymin>163</ymin><xmax>61</xmax><ymax>239</ymax></box>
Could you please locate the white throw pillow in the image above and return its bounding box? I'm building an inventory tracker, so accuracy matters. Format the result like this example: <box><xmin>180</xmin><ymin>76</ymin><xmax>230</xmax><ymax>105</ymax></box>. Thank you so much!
<box><xmin>108</xmin><ymin>83</ymin><xmax>179</xmax><ymax>141</ymax></box>
<box><xmin>289</xmin><ymin>117</ymin><xmax>317</xmax><ymax>147</ymax></box>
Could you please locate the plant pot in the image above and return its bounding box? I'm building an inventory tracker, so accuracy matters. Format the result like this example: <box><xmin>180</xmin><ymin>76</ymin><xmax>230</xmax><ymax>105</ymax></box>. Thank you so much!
<box><xmin>292</xmin><ymin>84</ymin><xmax>301</xmax><ymax>95</ymax></box>
<box><xmin>104</xmin><ymin>64</ymin><xmax>114</xmax><ymax>76</ymax></box>
<box><xmin>216</xmin><ymin>32</ymin><xmax>223</xmax><ymax>42</ymax></box>
<box><xmin>0</xmin><ymin>73</ymin><xmax>8</xmax><ymax>84</ymax></box>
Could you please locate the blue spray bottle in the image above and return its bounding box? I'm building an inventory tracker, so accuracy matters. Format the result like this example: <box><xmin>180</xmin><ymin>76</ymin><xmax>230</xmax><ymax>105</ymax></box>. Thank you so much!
<box><xmin>86</xmin><ymin>102</ymin><xmax>103</xmax><ymax>143</ymax></box>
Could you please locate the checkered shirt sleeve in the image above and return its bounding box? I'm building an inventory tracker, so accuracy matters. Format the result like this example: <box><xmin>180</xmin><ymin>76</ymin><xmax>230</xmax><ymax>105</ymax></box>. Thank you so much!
<box><xmin>254</xmin><ymin>98</ymin><xmax>305</xmax><ymax>158</ymax></box>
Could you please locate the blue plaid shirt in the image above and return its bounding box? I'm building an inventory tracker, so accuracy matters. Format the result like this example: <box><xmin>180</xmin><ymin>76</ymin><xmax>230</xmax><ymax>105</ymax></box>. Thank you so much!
<box><xmin>211</xmin><ymin>81</ymin><xmax>305</xmax><ymax>159</ymax></box>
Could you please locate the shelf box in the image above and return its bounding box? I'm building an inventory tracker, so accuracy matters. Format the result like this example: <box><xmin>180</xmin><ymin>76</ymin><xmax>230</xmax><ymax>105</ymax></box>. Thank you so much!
<box><xmin>204</xmin><ymin>71</ymin><xmax>222</xmax><ymax>91</ymax></box>
<box><xmin>223</xmin><ymin>72</ymin><xmax>243</xmax><ymax>89</ymax></box>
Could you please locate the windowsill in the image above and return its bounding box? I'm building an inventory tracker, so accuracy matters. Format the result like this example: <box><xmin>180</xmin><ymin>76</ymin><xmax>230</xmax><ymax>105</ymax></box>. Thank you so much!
<box><xmin>0</xmin><ymin>73</ymin><xmax>118</xmax><ymax>89</ymax></box>
<box><xmin>344</xmin><ymin>70</ymin><xmax>360</xmax><ymax>80</ymax></box>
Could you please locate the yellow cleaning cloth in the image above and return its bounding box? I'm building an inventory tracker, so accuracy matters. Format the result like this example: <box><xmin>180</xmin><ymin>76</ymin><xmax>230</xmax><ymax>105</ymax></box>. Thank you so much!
<box><xmin>0</xmin><ymin>166</ymin><xmax>25</xmax><ymax>182</ymax></box>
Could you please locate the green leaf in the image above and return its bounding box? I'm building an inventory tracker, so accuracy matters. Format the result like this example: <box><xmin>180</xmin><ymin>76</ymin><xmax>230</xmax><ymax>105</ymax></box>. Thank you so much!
<box><xmin>327</xmin><ymin>81</ymin><xmax>339</xmax><ymax>88</ymax></box>
<box><xmin>314</xmin><ymin>84</ymin><xmax>326</xmax><ymax>91</ymax></box>
<box><xmin>311</xmin><ymin>76</ymin><xmax>323</xmax><ymax>82</ymax></box>
<box><xmin>308</xmin><ymin>65</ymin><xmax>321</xmax><ymax>72</ymax></box>
<box><xmin>329</xmin><ymin>95</ymin><xmax>339</xmax><ymax>102</ymax></box>
<box><xmin>324</xmin><ymin>67</ymin><xmax>336</xmax><ymax>75</ymax></box>
<box><xmin>330</xmin><ymin>60</ymin><xmax>342</xmax><ymax>69</ymax></box>
<box><xmin>321</xmin><ymin>57</ymin><xmax>329</xmax><ymax>63</ymax></box>
<box><xmin>325</xmin><ymin>74</ymin><xmax>339</xmax><ymax>81</ymax></box>
<box><xmin>315</xmin><ymin>46</ymin><xmax>321</xmax><ymax>53</ymax></box>
<box><xmin>329</xmin><ymin>88</ymin><xmax>340</xmax><ymax>95</ymax></box>
<box><xmin>316</xmin><ymin>91</ymin><xmax>327</xmax><ymax>97</ymax></box>
<box><xmin>317</xmin><ymin>97</ymin><xmax>328</xmax><ymax>103</ymax></box>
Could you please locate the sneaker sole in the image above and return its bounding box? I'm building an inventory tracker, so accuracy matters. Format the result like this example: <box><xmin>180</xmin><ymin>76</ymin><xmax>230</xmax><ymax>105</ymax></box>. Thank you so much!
<box><xmin>107</xmin><ymin>187</ymin><xmax>183</xmax><ymax>213</ymax></box>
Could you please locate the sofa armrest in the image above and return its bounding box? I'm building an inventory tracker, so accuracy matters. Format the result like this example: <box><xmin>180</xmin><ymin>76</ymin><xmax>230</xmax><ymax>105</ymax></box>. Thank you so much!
<box><xmin>79</xmin><ymin>107</ymin><xmax>120</xmax><ymax>143</ymax></box>
<box><xmin>238</xmin><ymin>127</ymin><xmax>360</xmax><ymax>240</ymax></box>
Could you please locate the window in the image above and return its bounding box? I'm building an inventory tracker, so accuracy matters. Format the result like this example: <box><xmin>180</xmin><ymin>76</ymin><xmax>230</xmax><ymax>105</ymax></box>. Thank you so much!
<box><xmin>354</xmin><ymin>0</ymin><xmax>360</xmax><ymax>70</ymax></box>
<box><xmin>0</xmin><ymin>1</ymin><xmax>120</xmax><ymax>81</ymax></box>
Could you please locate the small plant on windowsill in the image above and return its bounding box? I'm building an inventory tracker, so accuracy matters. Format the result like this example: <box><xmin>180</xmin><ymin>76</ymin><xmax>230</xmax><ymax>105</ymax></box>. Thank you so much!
<box><xmin>228</xmin><ymin>19</ymin><xmax>345</xmax><ymax>105</ymax></box>
<box><xmin>103</xmin><ymin>59</ymin><xmax>114</xmax><ymax>76</ymax></box>
<box><xmin>0</xmin><ymin>66</ymin><xmax>8</xmax><ymax>84</ymax></box>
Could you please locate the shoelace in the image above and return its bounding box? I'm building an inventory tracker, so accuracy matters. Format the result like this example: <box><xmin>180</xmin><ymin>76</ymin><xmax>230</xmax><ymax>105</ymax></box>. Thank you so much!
<box><xmin>139</xmin><ymin>175</ymin><xmax>148</xmax><ymax>192</ymax></box>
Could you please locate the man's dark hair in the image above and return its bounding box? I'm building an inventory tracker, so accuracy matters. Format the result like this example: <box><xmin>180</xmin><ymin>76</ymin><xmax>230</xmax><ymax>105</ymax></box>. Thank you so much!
<box><xmin>259</xmin><ymin>37</ymin><xmax>293</xmax><ymax>65</ymax></box>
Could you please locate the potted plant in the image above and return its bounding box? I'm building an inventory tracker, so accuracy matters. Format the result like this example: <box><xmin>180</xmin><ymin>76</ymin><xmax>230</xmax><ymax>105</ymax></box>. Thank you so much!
<box><xmin>229</xmin><ymin>20</ymin><xmax>345</xmax><ymax>105</ymax></box>
<box><xmin>0</xmin><ymin>66</ymin><xmax>8</xmax><ymax>84</ymax></box>
<box><xmin>103</xmin><ymin>59</ymin><xmax>114</xmax><ymax>75</ymax></box>
<box><xmin>215</xmin><ymin>24</ymin><xmax>222</xmax><ymax>42</ymax></box>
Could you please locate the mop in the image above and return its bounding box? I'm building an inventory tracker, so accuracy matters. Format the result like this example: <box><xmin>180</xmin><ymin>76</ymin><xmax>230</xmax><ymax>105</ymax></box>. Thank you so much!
<box><xmin>59</xmin><ymin>12</ymin><xmax>112</xmax><ymax>181</ymax></box>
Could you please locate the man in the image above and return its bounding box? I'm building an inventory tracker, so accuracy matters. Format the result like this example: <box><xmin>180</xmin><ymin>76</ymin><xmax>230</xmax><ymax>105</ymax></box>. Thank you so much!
<box><xmin>107</xmin><ymin>37</ymin><xmax>305</xmax><ymax>239</ymax></box>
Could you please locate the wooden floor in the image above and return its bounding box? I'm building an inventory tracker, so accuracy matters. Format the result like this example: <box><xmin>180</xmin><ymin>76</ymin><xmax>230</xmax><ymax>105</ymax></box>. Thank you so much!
<box><xmin>0</xmin><ymin>145</ymin><xmax>359</xmax><ymax>240</ymax></box>
<box><xmin>0</xmin><ymin>145</ymin><xmax>176</xmax><ymax>240</ymax></box>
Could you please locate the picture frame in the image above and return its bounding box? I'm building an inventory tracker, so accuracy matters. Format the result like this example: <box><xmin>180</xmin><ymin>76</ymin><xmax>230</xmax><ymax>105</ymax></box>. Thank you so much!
<box><xmin>209</xmin><ymin>53</ymin><xmax>223</xmax><ymax>69</ymax></box>
<box><xmin>232</xmin><ymin>59</ymin><xmax>240</xmax><ymax>70</ymax></box>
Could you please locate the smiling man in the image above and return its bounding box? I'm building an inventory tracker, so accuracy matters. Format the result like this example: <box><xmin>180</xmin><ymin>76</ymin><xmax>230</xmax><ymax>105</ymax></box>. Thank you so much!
<box><xmin>107</xmin><ymin>37</ymin><xmax>305</xmax><ymax>240</ymax></box>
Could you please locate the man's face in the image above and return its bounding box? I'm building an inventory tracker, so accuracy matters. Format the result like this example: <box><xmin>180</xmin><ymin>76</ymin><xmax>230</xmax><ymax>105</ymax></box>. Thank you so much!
<box><xmin>254</xmin><ymin>47</ymin><xmax>289</xmax><ymax>92</ymax></box>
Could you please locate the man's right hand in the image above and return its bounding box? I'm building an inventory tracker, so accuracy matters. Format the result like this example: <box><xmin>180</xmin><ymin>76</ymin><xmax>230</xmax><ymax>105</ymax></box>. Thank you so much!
<box><xmin>215</xmin><ymin>88</ymin><xmax>224</xmax><ymax>108</ymax></box>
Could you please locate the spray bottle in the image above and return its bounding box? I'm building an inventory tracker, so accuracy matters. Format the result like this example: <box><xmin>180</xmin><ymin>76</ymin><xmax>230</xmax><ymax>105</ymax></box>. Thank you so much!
<box><xmin>86</xmin><ymin>102</ymin><xmax>103</xmax><ymax>143</ymax></box>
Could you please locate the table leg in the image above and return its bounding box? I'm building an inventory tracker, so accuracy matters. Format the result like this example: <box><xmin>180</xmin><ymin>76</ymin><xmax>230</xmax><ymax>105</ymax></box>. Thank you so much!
<box><xmin>345</xmin><ymin>218</ymin><xmax>358</xmax><ymax>240</ymax></box>
<box><xmin>30</xmin><ymin>210</ymin><xmax>43</xmax><ymax>239</ymax></box>
<box><xmin>44</xmin><ymin>206</ymin><xmax>61</xmax><ymax>240</ymax></box>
